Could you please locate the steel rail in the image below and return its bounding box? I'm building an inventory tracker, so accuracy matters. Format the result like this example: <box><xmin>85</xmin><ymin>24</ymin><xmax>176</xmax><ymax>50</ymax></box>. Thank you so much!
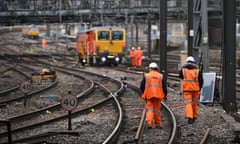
<box><xmin>0</xmin><ymin>67</ymin><xmax>95</xmax><ymax>140</ymax></box>
<box><xmin>94</xmin><ymin>79</ymin><xmax>125</xmax><ymax>144</ymax></box>
<box><xmin>8</xmin><ymin>73</ymin><xmax>123</xmax><ymax>143</ymax></box>
<box><xmin>0</xmin><ymin>66</ymin><xmax>33</xmax><ymax>96</ymax></box>
<box><xmin>0</xmin><ymin>78</ymin><xmax>58</xmax><ymax>105</ymax></box>
<box><xmin>162</xmin><ymin>101</ymin><xmax>178</xmax><ymax>144</ymax></box>
<box><xmin>200</xmin><ymin>128</ymin><xmax>210</xmax><ymax>144</ymax></box>
<box><xmin>0</xmin><ymin>58</ymin><xmax>125</xmax><ymax>143</ymax></box>
<box><xmin>103</xmin><ymin>94</ymin><xmax>123</xmax><ymax>144</ymax></box>
<box><xmin>126</xmin><ymin>82</ymin><xmax>178</xmax><ymax>144</ymax></box>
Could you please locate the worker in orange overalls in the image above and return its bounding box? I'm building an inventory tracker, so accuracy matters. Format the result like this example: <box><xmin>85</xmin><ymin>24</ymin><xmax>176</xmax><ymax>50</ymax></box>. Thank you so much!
<box><xmin>41</xmin><ymin>38</ymin><xmax>46</xmax><ymax>49</ymax></box>
<box><xmin>179</xmin><ymin>56</ymin><xmax>203</xmax><ymax>124</ymax></box>
<box><xmin>130</xmin><ymin>47</ymin><xmax>136</xmax><ymax>66</ymax></box>
<box><xmin>136</xmin><ymin>46</ymin><xmax>143</xmax><ymax>67</ymax></box>
<box><xmin>140</xmin><ymin>62</ymin><xmax>167</xmax><ymax>128</ymax></box>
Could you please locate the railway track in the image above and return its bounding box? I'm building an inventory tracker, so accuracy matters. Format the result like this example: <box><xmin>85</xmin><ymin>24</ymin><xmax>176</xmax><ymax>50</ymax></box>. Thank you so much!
<box><xmin>85</xmin><ymin>66</ymin><xmax>179</xmax><ymax>143</ymax></box>
<box><xmin>0</xmin><ymin>61</ymin><xmax>109</xmax><ymax>143</ymax></box>
<box><xmin>0</xmin><ymin>56</ymin><xmax>121</xmax><ymax>143</ymax></box>
<box><xmin>0</xmin><ymin>67</ymin><xmax>27</xmax><ymax>95</ymax></box>
<box><xmin>111</xmin><ymin>64</ymin><xmax>229</xmax><ymax>144</ymax></box>
<box><xmin>0</xmin><ymin>30</ymin><xmax>238</xmax><ymax>143</ymax></box>
<box><xmin>36</xmin><ymin>57</ymin><xmax>180</xmax><ymax>143</ymax></box>
<box><xmin>1</xmin><ymin>56</ymin><xmax>179</xmax><ymax>143</ymax></box>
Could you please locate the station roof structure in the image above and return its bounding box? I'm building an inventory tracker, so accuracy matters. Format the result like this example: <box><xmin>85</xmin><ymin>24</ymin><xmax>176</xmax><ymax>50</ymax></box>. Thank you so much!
<box><xmin>0</xmin><ymin>0</ymin><xmax>229</xmax><ymax>25</ymax></box>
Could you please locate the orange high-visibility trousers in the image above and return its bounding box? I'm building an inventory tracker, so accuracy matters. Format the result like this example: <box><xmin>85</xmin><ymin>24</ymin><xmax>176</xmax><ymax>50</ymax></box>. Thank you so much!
<box><xmin>145</xmin><ymin>98</ymin><xmax>162</xmax><ymax>127</ymax></box>
<box><xmin>138</xmin><ymin>50</ymin><xmax>143</xmax><ymax>66</ymax></box>
<box><xmin>183</xmin><ymin>91</ymin><xmax>200</xmax><ymax>119</ymax></box>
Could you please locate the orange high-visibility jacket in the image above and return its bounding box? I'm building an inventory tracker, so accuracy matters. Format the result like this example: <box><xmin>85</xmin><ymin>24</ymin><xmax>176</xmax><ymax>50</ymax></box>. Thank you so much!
<box><xmin>130</xmin><ymin>50</ymin><xmax>136</xmax><ymax>58</ymax></box>
<box><xmin>181</xmin><ymin>68</ymin><xmax>200</xmax><ymax>91</ymax></box>
<box><xmin>130</xmin><ymin>50</ymin><xmax>133</xmax><ymax>56</ymax></box>
<box><xmin>142</xmin><ymin>71</ymin><xmax>165</xmax><ymax>100</ymax></box>
<box><xmin>136</xmin><ymin>49</ymin><xmax>143</xmax><ymax>66</ymax></box>
<box><xmin>136</xmin><ymin>49</ymin><xmax>143</xmax><ymax>59</ymax></box>
<box><xmin>130</xmin><ymin>50</ymin><xmax>137</xmax><ymax>65</ymax></box>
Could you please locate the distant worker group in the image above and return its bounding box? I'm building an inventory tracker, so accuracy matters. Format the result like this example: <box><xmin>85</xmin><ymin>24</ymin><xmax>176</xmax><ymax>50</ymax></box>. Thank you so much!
<box><xmin>130</xmin><ymin>46</ymin><xmax>143</xmax><ymax>67</ymax></box>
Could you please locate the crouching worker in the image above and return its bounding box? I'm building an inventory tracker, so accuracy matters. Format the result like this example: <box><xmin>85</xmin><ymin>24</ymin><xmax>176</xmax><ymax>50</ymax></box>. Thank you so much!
<box><xmin>140</xmin><ymin>62</ymin><xmax>167</xmax><ymax>129</ymax></box>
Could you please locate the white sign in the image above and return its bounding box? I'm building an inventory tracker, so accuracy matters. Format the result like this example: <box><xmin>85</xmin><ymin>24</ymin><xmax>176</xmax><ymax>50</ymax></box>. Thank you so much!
<box><xmin>61</xmin><ymin>94</ymin><xmax>78</xmax><ymax>111</ymax></box>
<box><xmin>189</xmin><ymin>29</ymin><xmax>194</xmax><ymax>37</ymax></box>
<box><xmin>20</xmin><ymin>81</ymin><xmax>32</xmax><ymax>93</ymax></box>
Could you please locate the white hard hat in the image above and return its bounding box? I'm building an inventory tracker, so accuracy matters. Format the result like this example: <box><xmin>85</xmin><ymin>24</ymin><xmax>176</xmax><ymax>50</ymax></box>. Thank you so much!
<box><xmin>42</xmin><ymin>68</ymin><xmax>50</xmax><ymax>73</ymax></box>
<box><xmin>131</xmin><ymin>47</ymin><xmax>135</xmax><ymax>50</ymax></box>
<box><xmin>186</xmin><ymin>56</ymin><xmax>195</xmax><ymax>63</ymax></box>
<box><xmin>149</xmin><ymin>62</ymin><xmax>158</xmax><ymax>69</ymax></box>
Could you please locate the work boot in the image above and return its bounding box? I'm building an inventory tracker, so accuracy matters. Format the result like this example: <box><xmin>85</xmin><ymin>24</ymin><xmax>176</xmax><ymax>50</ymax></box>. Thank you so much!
<box><xmin>193</xmin><ymin>117</ymin><xmax>197</xmax><ymax>122</ymax></box>
<box><xmin>188</xmin><ymin>118</ymin><xmax>194</xmax><ymax>124</ymax></box>
<box><xmin>147</xmin><ymin>126</ymin><xmax>152</xmax><ymax>129</ymax></box>
<box><xmin>156</xmin><ymin>126</ymin><xmax>162</xmax><ymax>129</ymax></box>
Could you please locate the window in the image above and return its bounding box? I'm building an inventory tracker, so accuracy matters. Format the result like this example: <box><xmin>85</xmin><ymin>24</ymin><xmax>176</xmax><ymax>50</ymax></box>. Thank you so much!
<box><xmin>112</xmin><ymin>31</ymin><xmax>123</xmax><ymax>40</ymax></box>
<box><xmin>98</xmin><ymin>31</ymin><xmax>110</xmax><ymax>40</ymax></box>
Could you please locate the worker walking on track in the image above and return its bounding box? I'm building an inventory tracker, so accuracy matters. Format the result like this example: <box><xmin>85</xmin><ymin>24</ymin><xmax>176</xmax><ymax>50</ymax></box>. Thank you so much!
<box><xmin>140</xmin><ymin>62</ymin><xmax>167</xmax><ymax>129</ymax></box>
<box><xmin>179</xmin><ymin>56</ymin><xmax>203</xmax><ymax>124</ymax></box>
<box><xmin>136</xmin><ymin>46</ymin><xmax>143</xmax><ymax>67</ymax></box>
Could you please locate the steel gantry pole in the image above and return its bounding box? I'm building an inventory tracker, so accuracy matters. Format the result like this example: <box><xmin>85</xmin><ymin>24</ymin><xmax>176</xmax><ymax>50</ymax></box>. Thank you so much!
<box><xmin>159</xmin><ymin>0</ymin><xmax>167</xmax><ymax>78</ymax></box>
<box><xmin>130</xmin><ymin>15</ymin><xmax>134</xmax><ymax>47</ymax></box>
<box><xmin>59</xmin><ymin>0</ymin><xmax>62</xmax><ymax>23</ymax></box>
<box><xmin>135</xmin><ymin>21</ymin><xmax>139</xmax><ymax>46</ymax></box>
<box><xmin>125</xmin><ymin>9</ymin><xmax>128</xmax><ymax>53</ymax></box>
<box><xmin>201</xmin><ymin>0</ymin><xmax>209</xmax><ymax>72</ymax></box>
<box><xmin>188</xmin><ymin>0</ymin><xmax>193</xmax><ymax>56</ymax></box>
<box><xmin>223</xmin><ymin>0</ymin><xmax>237</xmax><ymax>113</ymax></box>
<box><xmin>189</xmin><ymin>0</ymin><xmax>209</xmax><ymax>70</ymax></box>
<box><xmin>147</xmin><ymin>10</ymin><xmax>152</xmax><ymax>59</ymax></box>
<box><xmin>192</xmin><ymin>0</ymin><xmax>201</xmax><ymax>62</ymax></box>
